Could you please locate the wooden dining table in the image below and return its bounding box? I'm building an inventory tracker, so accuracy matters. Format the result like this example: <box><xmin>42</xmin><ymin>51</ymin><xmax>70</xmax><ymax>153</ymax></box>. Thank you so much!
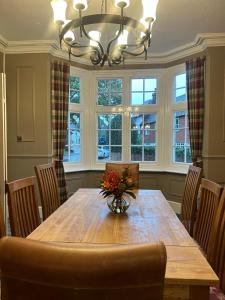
<box><xmin>28</xmin><ymin>188</ymin><xmax>219</xmax><ymax>300</ymax></box>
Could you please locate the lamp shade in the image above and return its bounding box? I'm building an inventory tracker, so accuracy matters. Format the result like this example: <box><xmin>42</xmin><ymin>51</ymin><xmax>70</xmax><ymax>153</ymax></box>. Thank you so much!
<box><xmin>117</xmin><ymin>30</ymin><xmax>129</xmax><ymax>46</ymax></box>
<box><xmin>142</xmin><ymin>0</ymin><xmax>159</xmax><ymax>21</ymax></box>
<box><xmin>115</xmin><ymin>0</ymin><xmax>130</xmax><ymax>8</ymax></box>
<box><xmin>73</xmin><ymin>0</ymin><xmax>88</xmax><ymax>10</ymax></box>
<box><xmin>89</xmin><ymin>31</ymin><xmax>101</xmax><ymax>47</ymax></box>
<box><xmin>51</xmin><ymin>0</ymin><xmax>67</xmax><ymax>25</ymax></box>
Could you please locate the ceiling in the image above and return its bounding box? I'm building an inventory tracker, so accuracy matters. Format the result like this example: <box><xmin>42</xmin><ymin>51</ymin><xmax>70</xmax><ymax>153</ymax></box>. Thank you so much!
<box><xmin>0</xmin><ymin>0</ymin><xmax>225</xmax><ymax>54</ymax></box>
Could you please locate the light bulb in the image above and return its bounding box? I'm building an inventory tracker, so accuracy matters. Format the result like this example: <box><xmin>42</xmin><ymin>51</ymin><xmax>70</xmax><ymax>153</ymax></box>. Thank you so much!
<box><xmin>115</xmin><ymin>0</ymin><xmax>130</xmax><ymax>8</ymax></box>
<box><xmin>51</xmin><ymin>0</ymin><xmax>67</xmax><ymax>25</ymax></box>
<box><xmin>63</xmin><ymin>20</ymin><xmax>75</xmax><ymax>42</ymax></box>
<box><xmin>142</xmin><ymin>0</ymin><xmax>159</xmax><ymax>22</ymax></box>
<box><xmin>117</xmin><ymin>30</ymin><xmax>129</xmax><ymax>46</ymax></box>
<box><xmin>89</xmin><ymin>31</ymin><xmax>101</xmax><ymax>47</ymax></box>
<box><xmin>73</xmin><ymin>0</ymin><xmax>88</xmax><ymax>10</ymax></box>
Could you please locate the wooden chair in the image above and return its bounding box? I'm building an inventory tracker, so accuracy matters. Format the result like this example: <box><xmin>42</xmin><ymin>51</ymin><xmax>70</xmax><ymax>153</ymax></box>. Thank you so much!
<box><xmin>193</xmin><ymin>178</ymin><xmax>222</xmax><ymax>254</ymax></box>
<box><xmin>207</xmin><ymin>188</ymin><xmax>225</xmax><ymax>294</ymax></box>
<box><xmin>0</xmin><ymin>201</ymin><xmax>6</xmax><ymax>237</ymax></box>
<box><xmin>34</xmin><ymin>163</ymin><xmax>60</xmax><ymax>220</ymax></box>
<box><xmin>105</xmin><ymin>163</ymin><xmax>139</xmax><ymax>188</ymax></box>
<box><xmin>180</xmin><ymin>165</ymin><xmax>202</xmax><ymax>236</ymax></box>
<box><xmin>6</xmin><ymin>177</ymin><xmax>40</xmax><ymax>237</ymax></box>
<box><xmin>0</xmin><ymin>237</ymin><xmax>167</xmax><ymax>300</ymax></box>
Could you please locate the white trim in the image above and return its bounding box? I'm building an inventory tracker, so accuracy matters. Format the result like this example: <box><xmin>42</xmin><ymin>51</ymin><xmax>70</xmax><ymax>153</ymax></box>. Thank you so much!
<box><xmin>168</xmin><ymin>200</ymin><xmax>181</xmax><ymax>214</ymax></box>
<box><xmin>1</xmin><ymin>33</ymin><xmax>225</xmax><ymax>65</ymax></box>
<box><xmin>0</xmin><ymin>35</ymin><xmax>7</xmax><ymax>52</ymax></box>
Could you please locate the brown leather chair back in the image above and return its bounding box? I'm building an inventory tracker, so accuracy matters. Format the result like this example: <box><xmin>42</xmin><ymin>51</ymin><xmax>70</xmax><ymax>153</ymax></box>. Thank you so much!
<box><xmin>105</xmin><ymin>163</ymin><xmax>139</xmax><ymax>188</ymax></box>
<box><xmin>207</xmin><ymin>188</ymin><xmax>225</xmax><ymax>292</ymax></box>
<box><xmin>193</xmin><ymin>178</ymin><xmax>222</xmax><ymax>254</ymax></box>
<box><xmin>181</xmin><ymin>165</ymin><xmax>202</xmax><ymax>236</ymax></box>
<box><xmin>0</xmin><ymin>237</ymin><xmax>167</xmax><ymax>300</ymax></box>
<box><xmin>6</xmin><ymin>177</ymin><xmax>40</xmax><ymax>237</ymax></box>
<box><xmin>35</xmin><ymin>163</ymin><xmax>60</xmax><ymax>220</ymax></box>
<box><xmin>0</xmin><ymin>201</ymin><xmax>6</xmax><ymax>237</ymax></box>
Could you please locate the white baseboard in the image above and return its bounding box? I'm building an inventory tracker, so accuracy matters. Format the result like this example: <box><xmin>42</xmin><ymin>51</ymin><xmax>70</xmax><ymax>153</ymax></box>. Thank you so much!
<box><xmin>168</xmin><ymin>201</ymin><xmax>181</xmax><ymax>214</ymax></box>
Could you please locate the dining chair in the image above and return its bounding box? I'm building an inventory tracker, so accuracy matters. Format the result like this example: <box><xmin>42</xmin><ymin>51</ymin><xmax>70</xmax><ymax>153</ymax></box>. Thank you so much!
<box><xmin>6</xmin><ymin>177</ymin><xmax>40</xmax><ymax>237</ymax></box>
<box><xmin>0</xmin><ymin>237</ymin><xmax>167</xmax><ymax>300</ymax></box>
<box><xmin>207</xmin><ymin>188</ymin><xmax>225</xmax><ymax>299</ymax></box>
<box><xmin>0</xmin><ymin>201</ymin><xmax>6</xmax><ymax>237</ymax></box>
<box><xmin>193</xmin><ymin>178</ymin><xmax>222</xmax><ymax>255</ymax></box>
<box><xmin>180</xmin><ymin>165</ymin><xmax>202</xmax><ymax>236</ymax></box>
<box><xmin>34</xmin><ymin>163</ymin><xmax>60</xmax><ymax>220</ymax></box>
<box><xmin>105</xmin><ymin>163</ymin><xmax>139</xmax><ymax>188</ymax></box>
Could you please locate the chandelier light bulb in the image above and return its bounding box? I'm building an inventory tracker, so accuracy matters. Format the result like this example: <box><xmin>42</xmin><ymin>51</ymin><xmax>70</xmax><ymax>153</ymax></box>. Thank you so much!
<box><xmin>51</xmin><ymin>0</ymin><xmax>67</xmax><ymax>25</ymax></box>
<box><xmin>89</xmin><ymin>31</ymin><xmax>101</xmax><ymax>47</ymax></box>
<box><xmin>117</xmin><ymin>29</ymin><xmax>129</xmax><ymax>46</ymax></box>
<box><xmin>73</xmin><ymin>0</ymin><xmax>88</xmax><ymax>10</ymax></box>
<box><xmin>63</xmin><ymin>20</ymin><xmax>75</xmax><ymax>42</ymax></box>
<box><xmin>142</xmin><ymin>0</ymin><xmax>159</xmax><ymax>22</ymax></box>
<box><xmin>115</xmin><ymin>0</ymin><xmax>130</xmax><ymax>9</ymax></box>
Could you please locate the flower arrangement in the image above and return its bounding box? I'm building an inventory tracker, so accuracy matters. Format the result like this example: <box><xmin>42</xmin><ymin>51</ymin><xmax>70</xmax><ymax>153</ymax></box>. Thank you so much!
<box><xmin>100</xmin><ymin>168</ymin><xmax>136</xmax><ymax>200</ymax></box>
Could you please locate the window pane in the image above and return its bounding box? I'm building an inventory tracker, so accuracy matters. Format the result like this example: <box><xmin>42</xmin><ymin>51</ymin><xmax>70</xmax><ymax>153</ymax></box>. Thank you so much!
<box><xmin>131</xmin><ymin>114</ymin><xmax>142</xmax><ymax>129</ymax></box>
<box><xmin>111</xmin><ymin>146</ymin><xmax>122</xmax><ymax>161</ymax></box>
<box><xmin>111</xmin><ymin>131</ymin><xmax>122</xmax><ymax>145</ymax></box>
<box><xmin>145</xmin><ymin>78</ymin><xmax>157</xmax><ymax>91</ymax></box>
<box><xmin>131</xmin><ymin>79</ymin><xmax>143</xmax><ymax>91</ymax></box>
<box><xmin>98</xmin><ymin>146</ymin><xmax>110</xmax><ymax>160</ymax></box>
<box><xmin>97</xmin><ymin>79</ymin><xmax>123</xmax><ymax>106</ymax></box>
<box><xmin>144</xmin><ymin>130</ymin><xmax>156</xmax><ymax>145</ymax></box>
<box><xmin>186</xmin><ymin>147</ymin><xmax>192</xmax><ymax>163</ymax></box>
<box><xmin>174</xmin><ymin>147</ymin><xmax>185</xmax><ymax>162</ymax></box>
<box><xmin>131</xmin><ymin>92</ymin><xmax>143</xmax><ymax>105</ymax></box>
<box><xmin>98</xmin><ymin>130</ymin><xmax>109</xmax><ymax>145</ymax></box>
<box><xmin>69</xmin><ymin>145</ymin><xmax>81</xmax><ymax>162</ymax></box>
<box><xmin>70</xmin><ymin>113</ymin><xmax>80</xmax><ymax>129</ymax></box>
<box><xmin>131</xmin><ymin>131</ymin><xmax>142</xmax><ymax>145</ymax></box>
<box><xmin>174</xmin><ymin>111</ymin><xmax>185</xmax><ymax>129</ymax></box>
<box><xmin>144</xmin><ymin>146</ymin><xmax>155</xmax><ymax>161</ymax></box>
<box><xmin>70</xmin><ymin>77</ymin><xmax>80</xmax><ymax>104</ymax></box>
<box><xmin>144</xmin><ymin>113</ymin><xmax>157</xmax><ymax>129</ymax></box>
<box><xmin>174</xmin><ymin>129</ymin><xmax>185</xmax><ymax>144</ymax></box>
<box><xmin>131</xmin><ymin>147</ymin><xmax>142</xmax><ymax>161</ymax></box>
<box><xmin>175</xmin><ymin>73</ymin><xmax>186</xmax><ymax>102</ymax></box>
<box><xmin>98</xmin><ymin>115</ymin><xmax>110</xmax><ymax>129</ymax></box>
<box><xmin>144</xmin><ymin>92</ymin><xmax>156</xmax><ymax>104</ymax></box>
<box><xmin>111</xmin><ymin>114</ymin><xmax>122</xmax><ymax>129</ymax></box>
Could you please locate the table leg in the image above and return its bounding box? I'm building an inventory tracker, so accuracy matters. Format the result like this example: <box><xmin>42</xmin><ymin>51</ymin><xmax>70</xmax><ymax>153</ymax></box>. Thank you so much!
<box><xmin>190</xmin><ymin>286</ymin><xmax>209</xmax><ymax>300</ymax></box>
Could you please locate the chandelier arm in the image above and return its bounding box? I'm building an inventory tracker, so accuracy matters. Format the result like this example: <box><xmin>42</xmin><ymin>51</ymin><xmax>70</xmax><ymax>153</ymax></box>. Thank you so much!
<box><xmin>106</xmin><ymin>23</ymin><xmax>123</xmax><ymax>64</ymax></box>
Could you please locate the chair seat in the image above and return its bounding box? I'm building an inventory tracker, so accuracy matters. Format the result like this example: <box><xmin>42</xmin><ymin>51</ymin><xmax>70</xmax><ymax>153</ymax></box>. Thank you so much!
<box><xmin>210</xmin><ymin>286</ymin><xmax>225</xmax><ymax>300</ymax></box>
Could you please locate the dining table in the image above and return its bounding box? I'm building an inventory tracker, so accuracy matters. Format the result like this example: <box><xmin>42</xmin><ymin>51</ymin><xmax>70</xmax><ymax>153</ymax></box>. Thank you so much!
<box><xmin>28</xmin><ymin>188</ymin><xmax>219</xmax><ymax>300</ymax></box>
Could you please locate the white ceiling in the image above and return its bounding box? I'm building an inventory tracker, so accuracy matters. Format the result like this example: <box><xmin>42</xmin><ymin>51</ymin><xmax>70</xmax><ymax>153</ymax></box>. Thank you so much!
<box><xmin>0</xmin><ymin>0</ymin><xmax>225</xmax><ymax>54</ymax></box>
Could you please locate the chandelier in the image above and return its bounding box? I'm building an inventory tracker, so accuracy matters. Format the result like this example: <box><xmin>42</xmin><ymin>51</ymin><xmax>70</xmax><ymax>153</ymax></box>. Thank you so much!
<box><xmin>51</xmin><ymin>0</ymin><xmax>159</xmax><ymax>67</ymax></box>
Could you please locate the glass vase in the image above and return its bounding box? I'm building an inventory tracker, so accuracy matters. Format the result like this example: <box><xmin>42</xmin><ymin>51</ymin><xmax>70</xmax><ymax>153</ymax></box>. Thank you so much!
<box><xmin>107</xmin><ymin>195</ymin><xmax>130</xmax><ymax>214</ymax></box>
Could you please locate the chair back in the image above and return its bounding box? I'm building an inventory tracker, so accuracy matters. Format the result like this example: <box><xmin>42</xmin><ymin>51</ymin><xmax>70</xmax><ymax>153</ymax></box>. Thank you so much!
<box><xmin>193</xmin><ymin>178</ymin><xmax>222</xmax><ymax>254</ymax></box>
<box><xmin>105</xmin><ymin>163</ymin><xmax>139</xmax><ymax>188</ymax></box>
<box><xmin>34</xmin><ymin>163</ymin><xmax>60</xmax><ymax>220</ymax></box>
<box><xmin>0</xmin><ymin>201</ymin><xmax>6</xmax><ymax>237</ymax></box>
<box><xmin>6</xmin><ymin>177</ymin><xmax>40</xmax><ymax>237</ymax></box>
<box><xmin>207</xmin><ymin>188</ymin><xmax>225</xmax><ymax>292</ymax></box>
<box><xmin>0</xmin><ymin>237</ymin><xmax>167</xmax><ymax>300</ymax></box>
<box><xmin>181</xmin><ymin>165</ymin><xmax>202</xmax><ymax>236</ymax></box>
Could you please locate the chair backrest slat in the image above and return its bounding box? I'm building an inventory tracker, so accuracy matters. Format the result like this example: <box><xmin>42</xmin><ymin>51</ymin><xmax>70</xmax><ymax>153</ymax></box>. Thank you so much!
<box><xmin>193</xmin><ymin>178</ymin><xmax>222</xmax><ymax>254</ymax></box>
<box><xmin>105</xmin><ymin>163</ymin><xmax>139</xmax><ymax>188</ymax></box>
<box><xmin>6</xmin><ymin>177</ymin><xmax>40</xmax><ymax>238</ymax></box>
<box><xmin>35</xmin><ymin>163</ymin><xmax>61</xmax><ymax>220</ymax></box>
<box><xmin>181</xmin><ymin>165</ymin><xmax>202</xmax><ymax>236</ymax></box>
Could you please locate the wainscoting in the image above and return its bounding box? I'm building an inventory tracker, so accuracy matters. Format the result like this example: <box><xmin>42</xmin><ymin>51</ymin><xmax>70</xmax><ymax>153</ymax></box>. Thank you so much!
<box><xmin>66</xmin><ymin>171</ymin><xmax>186</xmax><ymax>214</ymax></box>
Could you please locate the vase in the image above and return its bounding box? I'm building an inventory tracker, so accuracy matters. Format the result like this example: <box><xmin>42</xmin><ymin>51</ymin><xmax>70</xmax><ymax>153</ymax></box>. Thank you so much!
<box><xmin>107</xmin><ymin>195</ymin><xmax>130</xmax><ymax>214</ymax></box>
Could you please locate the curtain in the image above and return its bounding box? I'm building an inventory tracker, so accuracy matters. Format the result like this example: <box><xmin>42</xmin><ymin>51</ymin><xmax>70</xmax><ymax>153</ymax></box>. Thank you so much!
<box><xmin>51</xmin><ymin>61</ymin><xmax>70</xmax><ymax>203</ymax></box>
<box><xmin>186</xmin><ymin>57</ymin><xmax>205</xmax><ymax>168</ymax></box>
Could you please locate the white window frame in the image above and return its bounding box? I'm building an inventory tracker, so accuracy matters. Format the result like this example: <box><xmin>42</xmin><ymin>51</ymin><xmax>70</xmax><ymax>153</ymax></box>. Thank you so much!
<box><xmin>65</xmin><ymin>64</ymin><xmax>190</xmax><ymax>174</ymax></box>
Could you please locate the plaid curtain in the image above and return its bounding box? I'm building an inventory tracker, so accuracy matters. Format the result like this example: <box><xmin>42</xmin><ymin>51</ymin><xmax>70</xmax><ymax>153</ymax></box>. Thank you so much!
<box><xmin>186</xmin><ymin>57</ymin><xmax>205</xmax><ymax>168</ymax></box>
<box><xmin>51</xmin><ymin>61</ymin><xmax>70</xmax><ymax>203</ymax></box>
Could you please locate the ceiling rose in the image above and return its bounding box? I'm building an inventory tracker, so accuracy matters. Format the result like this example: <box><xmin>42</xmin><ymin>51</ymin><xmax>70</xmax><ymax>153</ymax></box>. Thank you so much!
<box><xmin>51</xmin><ymin>0</ymin><xmax>159</xmax><ymax>67</ymax></box>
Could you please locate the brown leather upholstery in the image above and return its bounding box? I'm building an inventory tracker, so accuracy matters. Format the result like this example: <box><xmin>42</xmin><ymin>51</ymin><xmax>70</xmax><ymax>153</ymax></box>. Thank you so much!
<box><xmin>6</xmin><ymin>177</ymin><xmax>40</xmax><ymax>237</ymax></box>
<box><xmin>105</xmin><ymin>163</ymin><xmax>139</xmax><ymax>188</ymax></box>
<box><xmin>0</xmin><ymin>237</ymin><xmax>167</xmax><ymax>300</ymax></box>
<box><xmin>35</xmin><ymin>163</ymin><xmax>60</xmax><ymax>220</ymax></box>
<box><xmin>0</xmin><ymin>201</ymin><xmax>6</xmax><ymax>237</ymax></box>
<box><xmin>207</xmin><ymin>188</ymin><xmax>225</xmax><ymax>292</ymax></box>
<box><xmin>181</xmin><ymin>165</ymin><xmax>202</xmax><ymax>236</ymax></box>
<box><xmin>193</xmin><ymin>178</ymin><xmax>222</xmax><ymax>254</ymax></box>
